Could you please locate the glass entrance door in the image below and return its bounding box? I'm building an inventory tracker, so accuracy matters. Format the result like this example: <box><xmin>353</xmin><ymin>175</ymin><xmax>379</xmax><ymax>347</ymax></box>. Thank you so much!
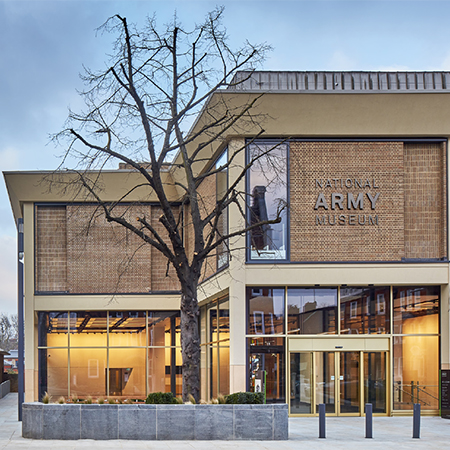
<box><xmin>289</xmin><ymin>350</ymin><xmax>387</xmax><ymax>416</ymax></box>
<box><xmin>339</xmin><ymin>352</ymin><xmax>360</xmax><ymax>414</ymax></box>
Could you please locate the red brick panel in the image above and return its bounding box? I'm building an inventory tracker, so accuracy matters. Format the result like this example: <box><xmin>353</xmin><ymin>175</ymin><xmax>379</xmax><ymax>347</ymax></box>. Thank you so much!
<box><xmin>290</xmin><ymin>141</ymin><xmax>405</xmax><ymax>261</ymax></box>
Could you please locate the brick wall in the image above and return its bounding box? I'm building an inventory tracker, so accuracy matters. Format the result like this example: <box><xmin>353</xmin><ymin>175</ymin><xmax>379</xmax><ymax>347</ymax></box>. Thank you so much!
<box><xmin>35</xmin><ymin>204</ymin><xmax>181</xmax><ymax>293</ymax></box>
<box><xmin>404</xmin><ymin>142</ymin><xmax>447</xmax><ymax>259</ymax></box>
<box><xmin>289</xmin><ymin>141</ymin><xmax>446</xmax><ymax>262</ymax></box>
<box><xmin>66</xmin><ymin>204</ymin><xmax>153</xmax><ymax>293</ymax></box>
<box><xmin>150</xmin><ymin>206</ymin><xmax>181</xmax><ymax>291</ymax></box>
<box><xmin>35</xmin><ymin>206</ymin><xmax>67</xmax><ymax>292</ymax></box>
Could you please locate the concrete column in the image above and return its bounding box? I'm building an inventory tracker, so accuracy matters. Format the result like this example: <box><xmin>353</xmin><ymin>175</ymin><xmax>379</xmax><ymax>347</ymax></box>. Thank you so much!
<box><xmin>23</xmin><ymin>203</ymin><xmax>36</xmax><ymax>402</ymax></box>
<box><xmin>228</xmin><ymin>138</ymin><xmax>247</xmax><ymax>393</ymax></box>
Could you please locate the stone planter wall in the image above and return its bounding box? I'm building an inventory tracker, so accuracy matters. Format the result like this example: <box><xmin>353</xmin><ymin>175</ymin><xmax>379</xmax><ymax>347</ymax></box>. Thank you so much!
<box><xmin>22</xmin><ymin>403</ymin><xmax>288</xmax><ymax>440</ymax></box>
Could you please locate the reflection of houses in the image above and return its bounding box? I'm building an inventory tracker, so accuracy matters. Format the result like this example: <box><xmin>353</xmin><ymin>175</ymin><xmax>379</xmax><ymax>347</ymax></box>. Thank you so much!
<box><xmin>4</xmin><ymin>71</ymin><xmax>450</xmax><ymax>417</ymax></box>
<box><xmin>4</xmin><ymin>350</ymin><xmax>18</xmax><ymax>373</ymax></box>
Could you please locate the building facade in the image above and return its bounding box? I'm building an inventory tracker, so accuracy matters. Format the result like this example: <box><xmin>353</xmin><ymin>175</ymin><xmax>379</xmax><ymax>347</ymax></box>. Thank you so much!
<box><xmin>4</xmin><ymin>71</ymin><xmax>450</xmax><ymax>416</ymax></box>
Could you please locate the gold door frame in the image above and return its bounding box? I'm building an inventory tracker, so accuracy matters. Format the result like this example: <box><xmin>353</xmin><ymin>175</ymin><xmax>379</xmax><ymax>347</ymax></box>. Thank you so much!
<box><xmin>288</xmin><ymin>342</ymin><xmax>390</xmax><ymax>417</ymax></box>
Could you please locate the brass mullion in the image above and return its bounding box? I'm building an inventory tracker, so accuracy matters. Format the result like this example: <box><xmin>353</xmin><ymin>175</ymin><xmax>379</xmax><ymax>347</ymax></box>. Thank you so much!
<box><xmin>360</xmin><ymin>351</ymin><xmax>364</xmax><ymax>416</ymax></box>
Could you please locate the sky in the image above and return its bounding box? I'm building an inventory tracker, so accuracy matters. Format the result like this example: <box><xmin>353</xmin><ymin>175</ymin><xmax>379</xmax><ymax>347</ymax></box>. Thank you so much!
<box><xmin>1</xmin><ymin>0</ymin><xmax>450</xmax><ymax>315</ymax></box>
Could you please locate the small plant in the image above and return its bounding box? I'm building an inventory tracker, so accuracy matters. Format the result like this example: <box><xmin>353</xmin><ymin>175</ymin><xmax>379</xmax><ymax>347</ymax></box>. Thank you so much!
<box><xmin>41</xmin><ymin>392</ymin><xmax>51</xmax><ymax>404</ymax></box>
<box><xmin>57</xmin><ymin>396</ymin><xmax>65</xmax><ymax>404</ymax></box>
<box><xmin>107</xmin><ymin>397</ymin><xmax>116</xmax><ymax>404</ymax></box>
<box><xmin>217</xmin><ymin>395</ymin><xmax>226</xmax><ymax>404</ymax></box>
<box><xmin>187</xmin><ymin>393</ymin><xmax>196</xmax><ymax>404</ymax></box>
<box><xmin>145</xmin><ymin>392</ymin><xmax>177</xmax><ymax>404</ymax></box>
<box><xmin>97</xmin><ymin>397</ymin><xmax>105</xmax><ymax>404</ymax></box>
<box><xmin>225</xmin><ymin>392</ymin><xmax>264</xmax><ymax>404</ymax></box>
<box><xmin>210</xmin><ymin>398</ymin><xmax>219</xmax><ymax>404</ymax></box>
<box><xmin>71</xmin><ymin>394</ymin><xmax>78</xmax><ymax>403</ymax></box>
<box><xmin>174</xmin><ymin>396</ymin><xmax>183</xmax><ymax>404</ymax></box>
<box><xmin>123</xmin><ymin>398</ymin><xmax>132</xmax><ymax>404</ymax></box>
<box><xmin>84</xmin><ymin>396</ymin><xmax>93</xmax><ymax>404</ymax></box>
<box><xmin>116</xmin><ymin>398</ymin><xmax>123</xmax><ymax>404</ymax></box>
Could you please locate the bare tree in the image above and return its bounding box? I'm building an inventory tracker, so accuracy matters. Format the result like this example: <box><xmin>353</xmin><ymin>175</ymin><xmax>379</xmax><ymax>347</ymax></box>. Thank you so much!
<box><xmin>0</xmin><ymin>313</ymin><xmax>18</xmax><ymax>352</ymax></box>
<box><xmin>54</xmin><ymin>8</ymin><xmax>285</xmax><ymax>401</ymax></box>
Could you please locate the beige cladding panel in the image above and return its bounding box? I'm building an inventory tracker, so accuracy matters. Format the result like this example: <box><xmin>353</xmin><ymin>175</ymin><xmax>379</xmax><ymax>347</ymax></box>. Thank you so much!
<box><xmin>288</xmin><ymin>338</ymin><xmax>389</xmax><ymax>352</ymax></box>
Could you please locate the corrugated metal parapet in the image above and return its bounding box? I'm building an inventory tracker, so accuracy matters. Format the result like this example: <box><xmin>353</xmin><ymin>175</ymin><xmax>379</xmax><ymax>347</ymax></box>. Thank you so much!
<box><xmin>227</xmin><ymin>71</ymin><xmax>450</xmax><ymax>92</ymax></box>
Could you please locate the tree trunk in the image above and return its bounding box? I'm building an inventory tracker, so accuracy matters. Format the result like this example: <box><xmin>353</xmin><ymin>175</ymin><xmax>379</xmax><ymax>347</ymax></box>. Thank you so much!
<box><xmin>180</xmin><ymin>281</ymin><xmax>200</xmax><ymax>402</ymax></box>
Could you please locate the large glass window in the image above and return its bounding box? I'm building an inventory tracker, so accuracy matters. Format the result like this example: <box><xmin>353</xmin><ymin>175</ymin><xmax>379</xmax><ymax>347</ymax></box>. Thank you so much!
<box><xmin>200</xmin><ymin>297</ymin><xmax>230</xmax><ymax>399</ymax></box>
<box><xmin>393</xmin><ymin>287</ymin><xmax>439</xmax><ymax>334</ymax></box>
<box><xmin>392</xmin><ymin>286</ymin><xmax>440</xmax><ymax>412</ymax></box>
<box><xmin>287</xmin><ymin>288</ymin><xmax>337</xmax><ymax>335</ymax></box>
<box><xmin>248</xmin><ymin>142</ymin><xmax>288</xmax><ymax>260</ymax></box>
<box><xmin>340</xmin><ymin>287</ymin><xmax>390</xmax><ymax>334</ymax></box>
<box><xmin>38</xmin><ymin>310</ymin><xmax>181</xmax><ymax>401</ymax></box>
<box><xmin>248</xmin><ymin>337</ymin><xmax>285</xmax><ymax>403</ymax></box>
<box><xmin>216</xmin><ymin>150</ymin><xmax>229</xmax><ymax>269</ymax></box>
<box><xmin>247</xmin><ymin>287</ymin><xmax>285</xmax><ymax>335</ymax></box>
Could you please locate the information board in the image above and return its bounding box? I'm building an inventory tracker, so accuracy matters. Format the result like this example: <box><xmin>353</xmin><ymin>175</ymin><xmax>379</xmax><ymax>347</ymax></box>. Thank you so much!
<box><xmin>441</xmin><ymin>370</ymin><xmax>450</xmax><ymax>418</ymax></box>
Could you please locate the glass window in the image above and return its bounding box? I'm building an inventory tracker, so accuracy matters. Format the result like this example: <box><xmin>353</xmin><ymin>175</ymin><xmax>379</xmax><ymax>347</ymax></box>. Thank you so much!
<box><xmin>148</xmin><ymin>312</ymin><xmax>179</xmax><ymax>346</ymax></box>
<box><xmin>393</xmin><ymin>287</ymin><xmax>439</xmax><ymax>334</ymax></box>
<box><xmin>340</xmin><ymin>287</ymin><xmax>390</xmax><ymax>334</ymax></box>
<box><xmin>247</xmin><ymin>287</ymin><xmax>285</xmax><ymax>335</ymax></box>
<box><xmin>248</xmin><ymin>337</ymin><xmax>285</xmax><ymax>403</ymax></box>
<box><xmin>248</xmin><ymin>142</ymin><xmax>288</xmax><ymax>260</ymax></box>
<box><xmin>38</xmin><ymin>348</ymin><xmax>68</xmax><ymax>401</ymax></box>
<box><xmin>70</xmin><ymin>348</ymin><xmax>107</xmax><ymax>397</ymax></box>
<box><xmin>287</xmin><ymin>288</ymin><xmax>337</xmax><ymax>335</ymax></box>
<box><xmin>108</xmin><ymin>348</ymin><xmax>146</xmax><ymax>398</ymax></box>
<box><xmin>109</xmin><ymin>311</ymin><xmax>146</xmax><ymax>347</ymax></box>
<box><xmin>38</xmin><ymin>312</ymin><xmax>69</xmax><ymax>347</ymax></box>
<box><xmin>201</xmin><ymin>298</ymin><xmax>230</xmax><ymax>399</ymax></box>
<box><xmin>393</xmin><ymin>335</ymin><xmax>439</xmax><ymax>411</ymax></box>
<box><xmin>216</xmin><ymin>150</ymin><xmax>228</xmax><ymax>269</ymax></box>
<box><xmin>69</xmin><ymin>311</ymin><xmax>107</xmax><ymax>347</ymax></box>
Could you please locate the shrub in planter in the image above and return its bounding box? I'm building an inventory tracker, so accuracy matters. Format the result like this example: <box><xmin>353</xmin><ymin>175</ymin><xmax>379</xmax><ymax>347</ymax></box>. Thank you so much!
<box><xmin>145</xmin><ymin>392</ymin><xmax>178</xmax><ymax>404</ymax></box>
<box><xmin>225</xmin><ymin>392</ymin><xmax>264</xmax><ymax>404</ymax></box>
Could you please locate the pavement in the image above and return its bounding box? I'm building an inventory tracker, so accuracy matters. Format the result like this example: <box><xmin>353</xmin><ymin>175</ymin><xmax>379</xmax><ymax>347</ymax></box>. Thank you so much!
<box><xmin>0</xmin><ymin>393</ymin><xmax>449</xmax><ymax>449</ymax></box>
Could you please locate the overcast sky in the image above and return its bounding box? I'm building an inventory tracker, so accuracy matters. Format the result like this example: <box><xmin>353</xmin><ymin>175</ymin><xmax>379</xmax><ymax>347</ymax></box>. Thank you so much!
<box><xmin>1</xmin><ymin>0</ymin><xmax>450</xmax><ymax>315</ymax></box>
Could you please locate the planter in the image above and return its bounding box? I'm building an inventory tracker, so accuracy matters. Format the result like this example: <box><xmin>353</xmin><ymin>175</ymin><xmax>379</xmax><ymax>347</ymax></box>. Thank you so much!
<box><xmin>22</xmin><ymin>402</ymin><xmax>288</xmax><ymax>440</ymax></box>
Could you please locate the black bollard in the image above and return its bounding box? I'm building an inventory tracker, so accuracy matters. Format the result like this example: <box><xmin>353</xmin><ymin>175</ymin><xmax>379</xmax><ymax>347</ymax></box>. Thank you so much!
<box><xmin>413</xmin><ymin>403</ymin><xmax>421</xmax><ymax>439</ymax></box>
<box><xmin>319</xmin><ymin>403</ymin><xmax>326</xmax><ymax>438</ymax></box>
<box><xmin>365</xmin><ymin>403</ymin><xmax>373</xmax><ymax>438</ymax></box>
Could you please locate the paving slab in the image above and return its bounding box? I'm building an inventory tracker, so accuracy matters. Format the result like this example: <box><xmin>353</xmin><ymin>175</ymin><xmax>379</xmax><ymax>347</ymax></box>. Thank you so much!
<box><xmin>0</xmin><ymin>394</ymin><xmax>449</xmax><ymax>449</ymax></box>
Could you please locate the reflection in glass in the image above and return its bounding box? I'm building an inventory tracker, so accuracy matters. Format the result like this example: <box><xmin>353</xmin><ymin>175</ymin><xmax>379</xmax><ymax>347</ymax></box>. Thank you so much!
<box><xmin>364</xmin><ymin>352</ymin><xmax>386</xmax><ymax>413</ymax></box>
<box><xmin>216</xmin><ymin>150</ymin><xmax>229</xmax><ymax>269</ymax></box>
<box><xmin>393</xmin><ymin>335</ymin><xmax>439</xmax><ymax>410</ymax></box>
<box><xmin>248</xmin><ymin>337</ymin><xmax>285</xmax><ymax>403</ymax></box>
<box><xmin>340</xmin><ymin>287</ymin><xmax>390</xmax><ymax>334</ymax></box>
<box><xmin>315</xmin><ymin>352</ymin><xmax>335</xmax><ymax>413</ymax></box>
<box><xmin>287</xmin><ymin>288</ymin><xmax>337</xmax><ymax>334</ymax></box>
<box><xmin>290</xmin><ymin>353</ymin><xmax>312</xmax><ymax>414</ymax></box>
<box><xmin>248</xmin><ymin>287</ymin><xmax>285</xmax><ymax>334</ymax></box>
<box><xmin>393</xmin><ymin>287</ymin><xmax>439</xmax><ymax>334</ymax></box>
<box><xmin>340</xmin><ymin>352</ymin><xmax>360</xmax><ymax>414</ymax></box>
<box><xmin>248</xmin><ymin>142</ymin><xmax>288</xmax><ymax>260</ymax></box>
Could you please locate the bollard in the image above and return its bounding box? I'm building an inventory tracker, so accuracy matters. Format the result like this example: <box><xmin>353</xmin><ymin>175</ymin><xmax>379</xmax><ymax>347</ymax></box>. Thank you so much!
<box><xmin>365</xmin><ymin>403</ymin><xmax>373</xmax><ymax>438</ymax></box>
<box><xmin>413</xmin><ymin>403</ymin><xmax>420</xmax><ymax>438</ymax></box>
<box><xmin>319</xmin><ymin>403</ymin><xmax>326</xmax><ymax>438</ymax></box>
